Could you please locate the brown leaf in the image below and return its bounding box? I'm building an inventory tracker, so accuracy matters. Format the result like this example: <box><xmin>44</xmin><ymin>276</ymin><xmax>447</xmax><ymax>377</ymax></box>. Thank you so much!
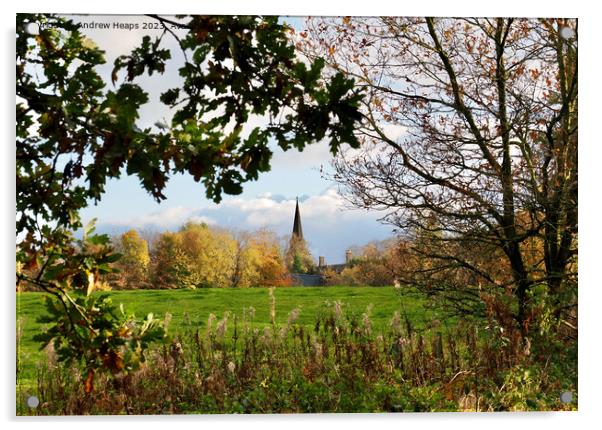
<box><xmin>84</xmin><ymin>369</ymin><xmax>95</xmax><ymax>394</ymax></box>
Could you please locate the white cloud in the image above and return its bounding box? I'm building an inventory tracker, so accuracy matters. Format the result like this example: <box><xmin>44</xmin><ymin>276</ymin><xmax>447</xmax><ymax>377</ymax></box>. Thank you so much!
<box><xmin>212</xmin><ymin>189</ymin><xmax>392</xmax><ymax>261</ymax></box>
<box><xmin>98</xmin><ymin>188</ymin><xmax>393</xmax><ymax>262</ymax></box>
<box><xmin>207</xmin><ymin>188</ymin><xmax>360</xmax><ymax>230</ymax></box>
<box><xmin>107</xmin><ymin>206</ymin><xmax>215</xmax><ymax>229</ymax></box>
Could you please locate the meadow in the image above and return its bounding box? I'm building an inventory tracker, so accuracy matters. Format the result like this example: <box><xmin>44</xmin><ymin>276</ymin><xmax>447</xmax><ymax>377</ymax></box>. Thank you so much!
<box><xmin>16</xmin><ymin>286</ymin><xmax>576</xmax><ymax>414</ymax></box>
<box><xmin>17</xmin><ymin>287</ymin><xmax>434</xmax><ymax>388</ymax></box>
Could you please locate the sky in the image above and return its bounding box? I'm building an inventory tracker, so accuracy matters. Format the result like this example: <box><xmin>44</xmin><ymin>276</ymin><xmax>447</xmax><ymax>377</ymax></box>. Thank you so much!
<box><xmin>63</xmin><ymin>14</ymin><xmax>396</xmax><ymax>263</ymax></box>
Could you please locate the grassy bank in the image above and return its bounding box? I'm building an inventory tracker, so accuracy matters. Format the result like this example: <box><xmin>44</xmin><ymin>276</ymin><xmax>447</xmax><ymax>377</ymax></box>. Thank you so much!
<box><xmin>17</xmin><ymin>286</ymin><xmax>440</xmax><ymax>390</ymax></box>
<box><xmin>16</xmin><ymin>286</ymin><xmax>576</xmax><ymax>413</ymax></box>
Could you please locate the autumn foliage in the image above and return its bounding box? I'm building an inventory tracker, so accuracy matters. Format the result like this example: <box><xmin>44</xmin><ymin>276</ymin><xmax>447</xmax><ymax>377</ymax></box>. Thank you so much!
<box><xmin>108</xmin><ymin>223</ymin><xmax>291</xmax><ymax>290</ymax></box>
<box><xmin>301</xmin><ymin>17</ymin><xmax>577</xmax><ymax>334</ymax></box>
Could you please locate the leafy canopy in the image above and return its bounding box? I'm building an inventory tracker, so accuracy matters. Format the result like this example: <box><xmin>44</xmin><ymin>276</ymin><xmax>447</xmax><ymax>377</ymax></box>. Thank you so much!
<box><xmin>17</xmin><ymin>14</ymin><xmax>363</xmax><ymax>239</ymax></box>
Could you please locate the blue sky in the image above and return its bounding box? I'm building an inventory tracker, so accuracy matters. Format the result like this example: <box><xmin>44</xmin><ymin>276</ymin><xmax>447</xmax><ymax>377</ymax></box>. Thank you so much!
<box><xmin>68</xmin><ymin>14</ymin><xmax>395</xmax><ymax>263</ymax></box>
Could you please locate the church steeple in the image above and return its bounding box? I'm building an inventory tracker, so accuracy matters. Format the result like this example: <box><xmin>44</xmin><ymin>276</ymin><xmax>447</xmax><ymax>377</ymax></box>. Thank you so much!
<box><xmin>292</xmin><ymin>197</ymin><xmax>303</xmax><ymax>240</ymax></box>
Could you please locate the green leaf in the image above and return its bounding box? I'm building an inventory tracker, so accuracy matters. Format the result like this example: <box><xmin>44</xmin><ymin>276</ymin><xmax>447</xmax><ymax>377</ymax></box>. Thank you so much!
<box><xmin>192</xmin><ymin>44</ymin><xmax>211</xmax><ymax>65</ymax></box>
<box><xmin>87</xmin><ymin>233</ymin><xmax>110</xmax><ymax>246</ymax></box>
<box><xmin>160</xmin><ymin>88</ymin><xmax>180</xmax><ymax>105</ymax></box>
<box><xmin>83</xmin><ymin>218</ymin><xmax>98</xmax><ymax>239</ymax></box>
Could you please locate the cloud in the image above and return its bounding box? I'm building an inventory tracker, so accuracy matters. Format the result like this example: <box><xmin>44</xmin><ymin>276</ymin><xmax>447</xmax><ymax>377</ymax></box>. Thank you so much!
<box><xmin>98</xmin><ymin>188</ymin><xmax>393</xmax><ymax>263</ymax></box>
<box><xmin>205</xmin><ymin>188</ymin><xmax>364</xmax><ymax>230</ymax></box>
<box><xmin>107</xmin><ymin>206</ymin><xmax>215</xmax><ymax>229</ymax></box>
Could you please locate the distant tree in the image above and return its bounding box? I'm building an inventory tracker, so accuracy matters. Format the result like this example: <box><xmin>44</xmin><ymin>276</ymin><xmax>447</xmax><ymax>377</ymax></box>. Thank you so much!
<box><xmin>178</xmin><ymin>223</ymin><xmax>237</xmax><ymax>288</ymax></box>
<box><xmin>231</xmin><ymin>229</ymin><xmax>290</xmax><ymax>287</ymax></box>
<box><xmin>150</xmin><ymin>232</ymin><xmax>188</xmax><ymax>289</ymax></box>
<box><xmin>111</xmin><ymin>230</ymin><xmax>150</xmax><ymax>289</ymax></box>
<box><xmin>250</xmin><ymin>229</ymin><xmax>291</xmax><ymax>286</ymax></box>
<box><xmin>230</xmin><ymin>231</ymin><xmax>251</xmax><ymax>288</ymax></box>
<box><xmin>325</xmin><ymin>239</ymin><xmax>398</xmax><ymax>286</ymax></box>
<box><xmin>150</xmin><ymin>224</ymin><xmax>290</xmax><ymax>288</ymax></box>
<box><xmin>292</xmin><ymin>253</ymin><xmax>307</xmax><ymax>274</ymax></box>
<box><xmin>285</xmin><ymin>235</ymin><xmax>315</xmax><ymax>274</ymax></box>
<box><xmin>137</xmin><ymin>228</ymin><xmax>161</xmax><ymax>254</ymax></box>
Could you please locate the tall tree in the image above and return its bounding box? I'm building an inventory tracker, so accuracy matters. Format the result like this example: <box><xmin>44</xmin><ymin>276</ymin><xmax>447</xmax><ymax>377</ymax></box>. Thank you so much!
<box><xmin>149</xmin><ymin>231</ymin><xmax>188</xmax><ymax>289</ymax></box>
<box><xmin>230</xmin><ymin>229</ymin><xmax>290</xmax><ymax>287</ymax></box>
<box><xmin>177</xmin><ymin>222</ymin><xmax>238</xmax><ymax>288</ymax></box>
<box><xmin>285</xmin><ymin>235</ymin><xmax>315</xmax><ymax>274</ymax></box>
<box><xmin>303</xmin><ymin>17</ymin><xmax>577</xmax><ymax>332</ymax></box>
<box><xmin>111</xmin><ymin>230</ymin><xmax>150</xmax><ymax>289</ymax></box>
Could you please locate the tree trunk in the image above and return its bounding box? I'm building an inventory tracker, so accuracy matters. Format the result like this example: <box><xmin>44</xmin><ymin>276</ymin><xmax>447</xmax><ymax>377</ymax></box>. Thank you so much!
<box><xmin>506</xmin><ymin>241</ymin><xmax>532</xmax><ymax>335</ymax></box>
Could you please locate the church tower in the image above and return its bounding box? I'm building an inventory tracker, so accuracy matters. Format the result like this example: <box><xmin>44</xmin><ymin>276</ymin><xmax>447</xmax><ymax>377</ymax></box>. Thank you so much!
<box><xmin>286</xmin><ymin>197</ymin><xmax>314</xmax><ymax>273</ymax></box>
<box><xmin>292</xmin><ymin>197</ymin><xmax>303</xmax><ymax>240</ymax></box>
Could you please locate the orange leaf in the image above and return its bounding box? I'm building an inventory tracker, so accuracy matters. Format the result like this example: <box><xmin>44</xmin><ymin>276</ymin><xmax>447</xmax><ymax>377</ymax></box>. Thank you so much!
<box><xmin>84</xmin><ymin>369</ymin><xmax>95</xmax><ymax>394</ymax></box>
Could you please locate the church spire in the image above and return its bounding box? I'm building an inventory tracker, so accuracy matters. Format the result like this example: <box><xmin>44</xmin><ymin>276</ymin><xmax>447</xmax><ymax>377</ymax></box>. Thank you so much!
<box><xmin>292</xmin><ymin>197</ymin><xmax>303</xmax><ymax>240</ymax></box>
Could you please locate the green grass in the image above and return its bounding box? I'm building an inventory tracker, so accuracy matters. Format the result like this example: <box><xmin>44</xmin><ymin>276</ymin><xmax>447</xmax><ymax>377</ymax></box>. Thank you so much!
<box><xmin>16</xmin><ymin>286</ymin><xmax>445</xmax><ymax>391</ymax></box>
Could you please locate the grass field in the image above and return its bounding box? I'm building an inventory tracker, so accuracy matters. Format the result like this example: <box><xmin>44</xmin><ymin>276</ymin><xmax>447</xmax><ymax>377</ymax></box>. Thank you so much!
<box><xmin>17</xmin><ymin>286</ymin><xmax>445</xmax><ymax>390</ymax></box>
<box><xmin>16</xmin><ymin>286</ymin><xmax>576</xmax><ymax>413</ymax></box>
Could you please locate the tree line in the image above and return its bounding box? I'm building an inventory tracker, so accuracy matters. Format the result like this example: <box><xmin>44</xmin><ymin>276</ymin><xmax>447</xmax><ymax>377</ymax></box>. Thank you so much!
<box><xmin>103</xmin><ymin>223</ymin><xmax>291</xmax><ymax>289</ymax></box>
<box><xmin>17</xmin><ymin>217</ymin><xmax>563</xmax><ymax>299</ymax></box>
<box><xmin>107</xmin><ymin>222</ymin><xmax>557</xmax><ymax>299</ymax></box>
<box><xmin>113</xmin><ymin>227</ymin><xmax>407</xmax><ymax>289</ymax></box>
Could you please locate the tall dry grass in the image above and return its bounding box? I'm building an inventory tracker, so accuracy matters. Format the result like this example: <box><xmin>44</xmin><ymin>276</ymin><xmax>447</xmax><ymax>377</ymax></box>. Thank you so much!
<box><xmin>19</xmin><ymin>298</ymin><xmax>576</xmax><ymax>414</ymax></box>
